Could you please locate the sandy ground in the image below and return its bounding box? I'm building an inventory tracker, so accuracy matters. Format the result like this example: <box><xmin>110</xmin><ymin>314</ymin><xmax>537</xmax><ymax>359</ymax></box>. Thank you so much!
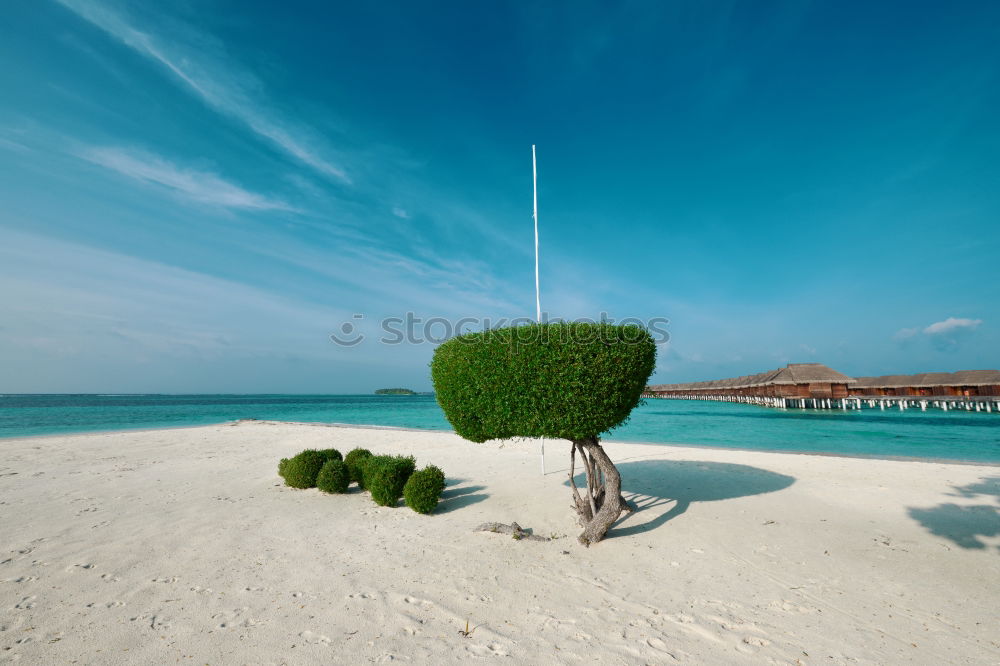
<box><xmin>1</xmin><ymin>421</ymin><xmax>999</xmax><ymax>665</ymax></box>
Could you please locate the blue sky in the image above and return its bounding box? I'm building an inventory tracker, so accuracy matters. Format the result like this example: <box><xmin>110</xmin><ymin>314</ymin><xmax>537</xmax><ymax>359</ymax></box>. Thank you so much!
<box><xmin>1</xmin><ymin>0</ymin><xmax>998</xmax><ymax>393</ymax></box>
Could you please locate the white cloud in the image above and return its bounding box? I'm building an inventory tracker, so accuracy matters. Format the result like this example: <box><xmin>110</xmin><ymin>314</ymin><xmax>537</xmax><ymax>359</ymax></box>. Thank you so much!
<box><xmin>923</xmin><ymin>317</ymin><xmax>982</xmax><ymax>335</ymax></box>
<box><xmin>894</xmin><ymin>317</ymin><xmax>983</xmax><ymax>351</ymax></box>
<box><xmin>78</xmin><ymin>146</ymin><xmax>296</xmax><ymax>211</ymax></box>
<box><xmin>391</xmin><ymin>206</ymin><xmax>410</xmax><ymax>219</ymax></box>
<box><xmin>56</xmin><ymin>0</ymin><xmax>350</xmax><ymax>184</ymax></box>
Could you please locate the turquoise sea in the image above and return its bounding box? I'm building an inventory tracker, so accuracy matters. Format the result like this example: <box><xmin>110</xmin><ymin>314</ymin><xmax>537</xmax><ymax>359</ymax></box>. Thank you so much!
<box><xmin>1</xmin><ymin>394</ymin><xmax>998</xmax><ymax>463</ymax></box>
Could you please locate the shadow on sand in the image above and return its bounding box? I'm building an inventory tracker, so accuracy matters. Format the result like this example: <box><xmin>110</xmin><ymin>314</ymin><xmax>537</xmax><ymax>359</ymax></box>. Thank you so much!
<box><xmin>564</xmin><ymin>459</ymin><xmax>795</xmax><ymax>539</ymax></box>
<box><xmin>907</xmin><ymin>476</ymin><xmax>1000</xmax><ymax>551</ymax></box>
<box><xmin>436</xmin><ymin>478</ymin><xmax>488</xmax><ymax>514</ymax></box>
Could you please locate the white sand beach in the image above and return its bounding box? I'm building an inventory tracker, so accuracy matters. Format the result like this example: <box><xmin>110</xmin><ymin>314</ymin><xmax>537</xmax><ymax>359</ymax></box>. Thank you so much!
<box><xmin>2</xmin><ymin>421</ymin><xmax>998</xmax><ymax>664</ymax></box>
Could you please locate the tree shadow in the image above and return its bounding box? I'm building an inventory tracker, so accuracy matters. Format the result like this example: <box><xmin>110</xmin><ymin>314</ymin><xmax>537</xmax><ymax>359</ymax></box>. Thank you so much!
<box><xmin>564</xmin><ymin>460</ymin><xmax>795</xmax><ymax>539</ymax></box>
<box><xmin>907</xmin><ymin>476</ymin><xmax>1000</xmax><ymax>551</ymax></box>
<box><xmin>436</xmin><ymin>478</ymin><xmax>489</xmax><ymax>514</ymax></box>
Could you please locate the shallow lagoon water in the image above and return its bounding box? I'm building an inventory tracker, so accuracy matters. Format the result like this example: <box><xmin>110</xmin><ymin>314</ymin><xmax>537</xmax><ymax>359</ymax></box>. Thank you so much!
<box><xmin>1</xmin><ymin>394</ymin><xmax>997</xmax><ymax>463</ymax></box>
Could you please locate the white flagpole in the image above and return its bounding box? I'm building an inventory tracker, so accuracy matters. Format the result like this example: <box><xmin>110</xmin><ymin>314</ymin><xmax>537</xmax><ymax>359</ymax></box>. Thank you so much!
<box><xmin>533</xmin><ymin>145</ymin><xmax>541</xmax><ymax>323</ymax></box>
<box><xmin>533</xmin><ymin>145</ymin><xmax>545</xmax><ymax>475</ymax></box>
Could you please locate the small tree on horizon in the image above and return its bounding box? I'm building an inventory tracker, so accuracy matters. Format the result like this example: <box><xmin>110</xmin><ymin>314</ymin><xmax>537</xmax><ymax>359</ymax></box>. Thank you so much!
<box><xmin>431</xmin><ymin>321</ymin><xmax>656</xmax><ymax>546</ymax></box>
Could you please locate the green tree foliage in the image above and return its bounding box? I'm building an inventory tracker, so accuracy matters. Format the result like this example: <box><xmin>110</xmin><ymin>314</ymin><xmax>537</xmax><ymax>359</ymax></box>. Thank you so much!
<box><xmin>431</xmin><ymin>322</ymin><xmax>656</xmax><ymax>442</ymax></box>
<box><xmin>316</xmin><ymin>459</ymin><xmax>350</xmax><ymax>494</ymax></box>
<box><xmin>365</xmin><ymin>455</ymin><xmax>417</xmax><ymax>507</ymax></box>
<box><xmin>403</xmin><ymin>465</ymin><xmax>446</xmax><ymax>514</ymax></box>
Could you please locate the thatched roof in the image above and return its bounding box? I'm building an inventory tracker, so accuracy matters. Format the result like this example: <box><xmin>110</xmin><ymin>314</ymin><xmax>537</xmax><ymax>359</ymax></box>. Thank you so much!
<box><xmin>852</xmin><ymin>369</ymin><xmax>1000</xmax><ymax>388</ymax></box>
<box><xmin>648</xmin><ymin>363</ymin><xmax>855</xmax><ymax>392</ymax></box>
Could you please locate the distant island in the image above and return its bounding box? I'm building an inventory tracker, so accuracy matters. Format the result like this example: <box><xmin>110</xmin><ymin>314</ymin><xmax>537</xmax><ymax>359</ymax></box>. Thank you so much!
<box><xmin>374</xmin><ymin>388</ymin><xmax>416</xmax><ymax>395</ymax></box>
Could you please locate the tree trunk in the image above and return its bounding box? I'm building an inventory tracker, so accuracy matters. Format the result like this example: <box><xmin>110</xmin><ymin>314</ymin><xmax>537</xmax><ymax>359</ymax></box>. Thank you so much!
<box><xmin>568</xmin><ymin>436</ymin><xmax>633</xmax><ymax>546</ymax></box>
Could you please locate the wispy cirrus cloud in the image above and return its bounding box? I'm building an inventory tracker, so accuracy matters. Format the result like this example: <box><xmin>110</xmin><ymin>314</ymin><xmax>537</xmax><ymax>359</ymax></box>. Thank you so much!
<box><xmin>78</xmin><ymin>146</ymin><xmax>296</xmax><ymax>211</ymax></box>
<box><xmin>55</xmin><ymin>0</ymin><xmax>350</xmax><ymax>184</ymax></box>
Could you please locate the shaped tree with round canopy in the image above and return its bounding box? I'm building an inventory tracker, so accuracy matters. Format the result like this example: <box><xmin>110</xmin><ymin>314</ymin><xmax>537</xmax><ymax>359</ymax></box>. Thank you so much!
<box><xmin>431</xmin><ymin>321</ymin><xmax>656</xmax><ymax>545</ymax></box>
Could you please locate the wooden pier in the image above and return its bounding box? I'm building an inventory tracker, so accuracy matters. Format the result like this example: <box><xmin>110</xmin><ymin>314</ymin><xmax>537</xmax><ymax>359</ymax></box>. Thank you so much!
<box><xmin>644</xmin><ymin>393</ymin><xmax>1000</xmax><ymax>413</ymax></box>
<box><xmin>645</xmin><ymin>363</ymin><xmax>1000</xmax><ymax>412</ymax></box>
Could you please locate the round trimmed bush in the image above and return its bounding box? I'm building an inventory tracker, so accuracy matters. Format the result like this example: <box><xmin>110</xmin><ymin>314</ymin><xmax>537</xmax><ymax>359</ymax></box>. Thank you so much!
<box><xmin>317</xmin><ymin>448</ymin><xmax>342</xmax><ymax>462</ymax></box>
<box><xmin>365</xmin><ymin>455</ymin><xmax>416</xmax><ymax>507</ymax></box>
<box><xmin>280</xmin><ymin>449</ymin><xmax>327</xmax><ymax>489</ymax></box>
<box><xmin>403</xmin><ymin>465</ymin><xmax>446</xmax><ymax>514</ymax></box>
<box><xmin>316</xmin><ymin>459</ymin><xmax>350</xmax><ymax>494</ymax></box>
<box><xmin>431</xmin><ymin>321</ymin><xmax>655</xmax><ymax>442</ymax></box>
<box><xmin>344</xmin><ymin>448</ymin><xmax>373</xmax><ymax>487</ymax></box>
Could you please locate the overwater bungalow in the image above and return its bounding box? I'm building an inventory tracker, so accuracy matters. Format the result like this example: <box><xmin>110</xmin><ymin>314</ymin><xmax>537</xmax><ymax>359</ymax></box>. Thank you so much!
<box><xmin>848</xmin><ymin>370</ymin><xmax>1000</xmax><ymax>397</ymax></box>
<box><xmin>648</xmin><ymin>363</ymin><xmax>855</xmax><ymax>399</ymax></box>
<box><xmin>647</xmin><ymin>365</ymin><xmax>1000</xmax><ymax>407</ymax></box>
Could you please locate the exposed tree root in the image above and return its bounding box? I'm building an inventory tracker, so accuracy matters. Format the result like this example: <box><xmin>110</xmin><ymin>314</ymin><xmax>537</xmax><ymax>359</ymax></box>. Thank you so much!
<box><xmin>569</xmin><ymin>437</ymin><xmax>633</xmax><ymax>546</ymax></box>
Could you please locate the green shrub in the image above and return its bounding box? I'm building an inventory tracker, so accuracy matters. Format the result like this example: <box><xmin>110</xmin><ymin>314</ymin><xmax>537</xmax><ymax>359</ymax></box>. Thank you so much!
<box><xmin>403</xmin><ymin>465</ymin><xmax>446</xmax><ymax>514</ymax></box>
<box><xmin>278</xmin><ymin>457</ymin><xmax>290</xmax><ymax>478</ymax></box>
<box><xmin>365</xmin><ymin>455</ymin><xmax>416</xmax><ymax>507</ymax></box>
<box><xmin>344</xmin><ymin>448</ymin><xmax>373</xmax><ymax>487</ymax></box>
<box><xmin>431</xmin><ymin>322</ymin><xmax>656</xmax><ymax>442</ymax></box>
<box><xmin>280</xmin><ymin>449</ymin><xmax>327</xmax><ymax>489</ymax></box>
<box><xmin>316</xmin><ymin>459</ymin><xmax>350</xmax><ymax>494</ymax></box>
<box><xmin>317</xmin><ymin>448</ymin><xmax>342</xmax><ymax>462</ymax></box>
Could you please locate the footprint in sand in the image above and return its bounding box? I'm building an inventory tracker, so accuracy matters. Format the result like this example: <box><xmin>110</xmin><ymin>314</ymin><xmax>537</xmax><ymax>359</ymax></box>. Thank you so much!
<box><xmin>151</xmin><ymin>576</ymin><xmax>178</xmax><ymax>584</ymax></box>
<box><xmin>66</xmin><ymin>563</ymin><xmax>95</xmax><ymax>572</ymax></box>
<box><xmin>347</xmin><ymin>592</ymin><xmax>377</xmax><ymax>600</ymax></box>
<box><xmin>742</xmin><ymin>636</ymin><xmax>771</xmax><ymax>647</ymax></box>
<box><xmin>645</xmin><ymin>637</ymin><xmax>680</xmax><ymax>659</ymax></box>
<box><xmin>150</xmin><ymin>615</ymin><xmax>171</xmax><ymax>630</ymax></box>
<box><xmin>212</xmin><ymin>607</ymin><xmax>255</xmax><ymax>629</ymax></box>
<box><xmin>403</xmin><ymin>595</ymin><xmax>433</xmax><ymax>608</ymax></box>
<box><xmin>299</xmin><ymin>630</ymin><xmax>331</xmax><ymax>645</ymax></box>
<box><xmin>14</xmin><ymin>596</ymin><xmax>37</xmax><ymax>610</ymax></box>
<box><xmin>466</xmin><ymin>643</ymin><xmax>509</xmax><ymax>657</ymax></box>
<box><xmin>130</xmin><ymin>613</ymin><xmax>171</xmax><ymax>630</ymax></box>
